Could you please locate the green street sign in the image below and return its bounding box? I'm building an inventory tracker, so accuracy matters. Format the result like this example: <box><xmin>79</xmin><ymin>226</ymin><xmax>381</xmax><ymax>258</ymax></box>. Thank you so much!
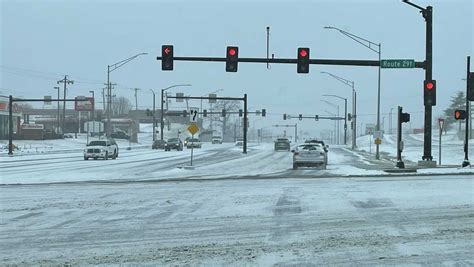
<box><xmin>380</xmin><ymin>59</ymin><xmax>415</xmax><ymax>69</ymax></box>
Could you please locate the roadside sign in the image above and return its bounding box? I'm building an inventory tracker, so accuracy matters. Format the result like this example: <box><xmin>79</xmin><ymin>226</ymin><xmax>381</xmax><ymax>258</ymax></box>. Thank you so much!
<box><xmin>189</xmin><ymin>109</ymin><xmax>198</xmax><ymax>122</ymax></box>
<box><xmin>187</xmin><ymin>123</ymin><xmax>199</xmax><ymax>135</ymax></box>
<box><xmin>75</xmin><ymin>96</ymin><xmax>94</xmax><ymax>111</ymax></box>
<box><xmin>209</xmin><ymin>93</ymin><xmax>217</xmax><ymax>103</ymax></box>
<box><xmin>438</xmin><ymin>118</ymin><xmax>445</xmax><ymax>131</ymax></box>
<box><xmin>380</xmin><ymin>59</ymin><xmax>415</xmax><ymax>69</ymax></box>
<box><xmin>373</xmin><ymin>130</ymin><xmax>383</xmax><ymax>139</ymax></box>
<box><xmin>375</xmin><ymin>138</ymin><xmax>382</xmax><ymax>145</ymax></box>
<box><xmin>176</xmin><ymin>93</ymin><xmax>184</xmax><ymax>102</ymax></box>
<box><xmin>44</xmin><ymin>96</ymin><xmax>52</xmax><ymax>105</ymax></box>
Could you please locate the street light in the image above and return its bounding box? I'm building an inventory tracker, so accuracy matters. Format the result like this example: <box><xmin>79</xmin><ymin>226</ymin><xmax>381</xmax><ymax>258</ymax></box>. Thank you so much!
<box><xmin>149</xmin><ymin>89</ymin><xmax>157</xmax><ymax>141</ymax></box>
<box><xmin>324</xmin><ymin>25</ymin><xmax>381</xmax><ymax>159</ymax></box>
<box><xmin>321</xmin><ymin>100</ymin><xmax>340</xmax><ymax>145</ymax></box>
<box><xmin>321</xmin><ymin>71</ymin><xmax>357</xmax><ymax>149</ymax></box>
<box><xmin>160</xmin><ymin>84</ymin><xmax>192</xmax><ymax>141</ymax></box>
<box><xmin>106</xmin><ymin>52</ymin><xmax>148</xmax><ymax>137</ymax></box>
<box><xmin>323</xmin><ymin>94</ymin><xmax>348</xmax><ymax>145</ymax></box>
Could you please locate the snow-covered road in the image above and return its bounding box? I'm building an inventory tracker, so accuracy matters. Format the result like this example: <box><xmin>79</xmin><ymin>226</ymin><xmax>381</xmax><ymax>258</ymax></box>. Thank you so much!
<box><xmin>1</xmin><ymin>174</ymin><xmax>472</xmax><ymax>265</ymax></box>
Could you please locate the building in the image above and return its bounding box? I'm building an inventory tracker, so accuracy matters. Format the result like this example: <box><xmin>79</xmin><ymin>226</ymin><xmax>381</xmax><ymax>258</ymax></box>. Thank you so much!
<box><xmin>0</xmin><ymin>96</ymin><xmax>22</xmax><ymax>140</ymax></box>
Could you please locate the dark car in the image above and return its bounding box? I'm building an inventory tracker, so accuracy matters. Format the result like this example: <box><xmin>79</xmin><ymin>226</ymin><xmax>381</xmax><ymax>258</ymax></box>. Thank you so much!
<box><xmin>152</xmin><ymin>140</ymin><xmax>167</xmax><ymax>149</ymax></box>
<box><xmin>110</xmin><ymin>131</ymin><xmax>130</xmax><ymax>140</ymax></box>
<box><xmin>165</xmin><ymin>138</ymin><xmax>183</xmax><ymax>151</ymax></box>
<box><xmin>274</xmin><ymin>138</ymin><xmax>291</xmax><ymax>151</ymax></box>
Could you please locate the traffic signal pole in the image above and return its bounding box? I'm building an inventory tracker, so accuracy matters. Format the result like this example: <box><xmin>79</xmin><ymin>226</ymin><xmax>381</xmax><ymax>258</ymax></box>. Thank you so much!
<box><xmin>243</xmin><ymin>94</ymin><xmax>248</xmax><ymax>154</ymax></box>
<box><xmin>462</xmin><ymin>56</ymin><xmax>471</xmax><ymax>167</ymax></box>
<box><xmin>403</xmin><ymin>1</ymin><xmax>434</xmax><ymax>163</ymax></box>
<box><xmin>423</xmin><ymin>6</ymin><xmax>434</xmax><ymax>162</ymax></box>
<box><xmin>396</xmin><ymin>106</ymin><xmax>405</xmax><ymax>168</ymax></box>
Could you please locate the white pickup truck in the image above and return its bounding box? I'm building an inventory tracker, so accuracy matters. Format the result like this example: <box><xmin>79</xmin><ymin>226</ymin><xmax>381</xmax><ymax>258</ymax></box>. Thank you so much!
<box><xmin>84</xmin><ymin>139</ymin><xmax>118</xmax><ymax>160</ymax></box>
<box><xmin>211</xmin><ymin>136</ymin><xmax>222</xmax><ymax>144</ymax></box>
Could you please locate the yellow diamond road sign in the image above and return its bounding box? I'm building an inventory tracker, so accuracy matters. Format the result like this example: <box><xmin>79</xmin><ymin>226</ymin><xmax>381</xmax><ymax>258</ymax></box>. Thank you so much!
<box><xmin>187</xmin><ymin>123</ymin><xmax>199</xmax><ymax>135</ymax></box>
<box><xmin>374</xmin><ymin>138</ymin><xmax>382</xmax><ymax>145</ymax></box>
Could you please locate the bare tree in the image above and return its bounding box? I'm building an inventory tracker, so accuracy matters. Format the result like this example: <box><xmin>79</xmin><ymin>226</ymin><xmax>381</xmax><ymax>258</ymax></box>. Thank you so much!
<box><xmin>212</xmin><ymin>100</ymin><xmax>240</xmax><ymax>141</ymax></box>
<box><xmin>111</xmin><ymin>96</ymin><xmax>132</xmax><ymax>116</ymax></box>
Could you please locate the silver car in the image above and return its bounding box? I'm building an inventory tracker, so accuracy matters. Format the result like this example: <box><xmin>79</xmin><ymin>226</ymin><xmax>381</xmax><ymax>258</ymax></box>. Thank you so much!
<box><xmin>292</xmin><ymin>144</ymin><xmax>327</xmax><ymax>170</ymax></box>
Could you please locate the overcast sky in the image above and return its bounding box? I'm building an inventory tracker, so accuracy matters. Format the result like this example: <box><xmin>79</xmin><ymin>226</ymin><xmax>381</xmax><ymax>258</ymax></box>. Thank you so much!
<box><xmin>1</xmin><ymin>0</ymin><xmax>472</xmax><ymax>136</ymax></box>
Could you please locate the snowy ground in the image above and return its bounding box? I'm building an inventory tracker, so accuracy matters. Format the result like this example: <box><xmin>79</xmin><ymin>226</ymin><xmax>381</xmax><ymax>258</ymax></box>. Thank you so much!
<box><xmin>355</xmin><ymin>131</ymin><xmax>474</xmax><ymax>166</ymax></box>
<box><xmin>1</xmin><ymin>126</ymin><xmax>473</xmax><ymax>265</ymax></box>
<box><xmin>1</xmin><ymin>175</ymin><xmax>472</xmax><ymax>266</ymax></box>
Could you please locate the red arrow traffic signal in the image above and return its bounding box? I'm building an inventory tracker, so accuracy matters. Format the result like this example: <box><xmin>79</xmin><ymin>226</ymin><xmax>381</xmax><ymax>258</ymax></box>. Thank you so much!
<box><xmin>162</xmin><ymin>45</ymin><xmax>173</xmax><ymax>70</ymax></box>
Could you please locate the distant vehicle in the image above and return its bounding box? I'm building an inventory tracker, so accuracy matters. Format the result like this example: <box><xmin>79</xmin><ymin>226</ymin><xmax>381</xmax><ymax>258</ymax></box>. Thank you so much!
<box><xmin>292</xmin><ymin>144</ymin><xmax>327</xmax><ymax>170</ymax></box>
<box><xmin>64</xmin><ymin>134</ymin><xmax>73</xmax><ymax>139</ymax></box>
<box><xmin>186</xmin><ymin>138</ymin><xmax>202</xmax><ymax>149</ymax></box>
<box><xmin>165</xmin><ymin>138</ymin><xmax>183</xmax><ymax>151</ymax></box>
<box><xmin>211</xmin><ymin>136</ymin><xmax>222</xmax><ymax>144</ymax></box>
<box><xmin>235</xmin><ymin>138</ymin><xmax>244</xmax><ymax>147</ymax></box>
<box><xmin>305</xmin><ymin>139</ymin><xmax>329</xmax><ymax>153</ymax></box>
<box><xmin>110</xmin><ymin>130</ymin><xmax>130</xmax><ymax>140</ymax></box>
<box><xmin>274</xmin><ymin>138</ymin><xmax>291</xmax><ymax>151</ymax></box>
<box><xmin>184</xmin><ymin>137</ymin><xmax>191</xmax><ymax>146</ymax></box>
<box><xmin>152</xmin><ymin>140</ymin><xmax>167</xmax><ymax>149</ymax></box>
<box><xmin>84</xmin><ymin>138</ymin><xmax>118</xmax><ymax>160</ymax></box>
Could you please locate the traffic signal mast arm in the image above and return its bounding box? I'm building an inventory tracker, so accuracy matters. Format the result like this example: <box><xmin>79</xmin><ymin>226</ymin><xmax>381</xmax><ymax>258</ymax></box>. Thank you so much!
<box><xmin>156</xmin><ymin>56</ymin><xmax>425</xmax><ymax>68</ymax></box>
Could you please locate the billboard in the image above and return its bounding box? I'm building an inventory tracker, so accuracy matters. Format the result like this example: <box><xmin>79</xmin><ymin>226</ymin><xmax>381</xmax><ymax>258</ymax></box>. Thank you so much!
<box><xmin>75</xmin><ymin>96</ymin><xmax>94</xmax><ymax>111</ymax></box>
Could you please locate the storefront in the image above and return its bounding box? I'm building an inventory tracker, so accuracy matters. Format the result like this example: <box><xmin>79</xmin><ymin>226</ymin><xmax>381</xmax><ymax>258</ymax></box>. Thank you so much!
<box><xmin>0</xmin><ymin>97</ymin><xmax>22</xmax><ymax>140</ymax></box>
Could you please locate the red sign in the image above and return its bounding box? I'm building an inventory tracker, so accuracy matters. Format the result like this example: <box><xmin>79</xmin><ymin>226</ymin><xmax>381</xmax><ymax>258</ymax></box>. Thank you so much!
<box><xmin>75</xmin><ymin>97</ymin><xmax>94</xmax><ymax>111</ymax></box>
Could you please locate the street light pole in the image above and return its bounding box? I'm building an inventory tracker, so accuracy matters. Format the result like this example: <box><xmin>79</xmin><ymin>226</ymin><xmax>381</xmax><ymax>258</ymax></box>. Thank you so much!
<box><xmin>323</xmin><ymin>94</ymin><xmax>348</xmax><ymax>145</ymax></box>
<box><xmin>321</xmin><ymin>100</ymin><xmax>340</xmax><ymax>144</ymax></box>
<box><xmin>324</xmin><ymin>26</ymin><xmax>381</xmax><ymax>159</ymax></box>
<box><xmin>321</xmin><ymin>71</ymin><xmax>357</xmax><ymax>149</ymax></box>
<box><xmin>106</xmin><ymin>52</ymin><xmax>148</xmax><ymax>137</ymax></box>
<box><xmin>150</xmin><ymin>89</ymin><xmax>156</xmax><ymax>141</ymax></box>
<box><xmin>160</xmin><ymin>84</ymin><xmax>192</xmax><ymax>141</ymax></box>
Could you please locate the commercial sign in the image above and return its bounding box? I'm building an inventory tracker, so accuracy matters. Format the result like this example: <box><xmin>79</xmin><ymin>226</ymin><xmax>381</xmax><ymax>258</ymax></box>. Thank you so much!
<box><xmin>75</xmin><ymin>97</ymin><xmax>94</xmax><ymax>111</ymax></box>
<box><xmin>21</xmin><ymin>123</ymin><xmax>44</xmax><ymax>130</ymax></box>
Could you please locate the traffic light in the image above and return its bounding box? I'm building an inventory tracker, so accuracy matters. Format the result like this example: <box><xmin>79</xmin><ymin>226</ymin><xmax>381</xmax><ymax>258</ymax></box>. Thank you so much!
<box><xmin>400</xmin><ymin>112</ymin><xmax>410</xmax><ymax>123</ymax></box>
<box><xmin>297</xmin><ymin>47</ymin><xmax>310</xmax><ymax>73</ymax></box>
<box><xmin>468</xmin><ymin>72</ymin><xmax>474</xmax><ymax>101</ymax></box>
<box><xmin>347</xmin><ymin>113</ymin><xmax>352</xmax><ymax>121</ymax></box>
<box><xmin>454</xmin><ymin>109</ymin><xmax>466</xmax><ymax>120</ymax></box>
<box><xmin>283</xmin><ymin>114</ymin><xmax>287</xmax><ymax>120</ymax></box>
<box><xmin>222</xmin><ymin>109</ymin><xmax>226</xmax><ymax>117</ymax></box>
<box><xmin>261</xmin><ymin>109</ymin><xmax>266</xmax><ymax>117</ymax></box>
<box><xmin>239</xmin><ymin>109</ymin><xmax>243</xmax><ymax>117</ymax></box>
<box><xmin>299</xmin><ymin>114</ymin><xmax>303</xmax><ymax>120</ymax></box>
<box><xmin>315</xmin><ymin>115</ymin><xmax>319</xmax><ymax>121</ymax></box>
<box><xmin>226</xmin><ymin>46</ymin><xmax>239</xmax><ymax>72</ymax></box>
<box><xmin>424</xmin><ymin>80</ymin><xmax>436</xmax><ymax>106</ymax></box>
<box><xmin>203</xmin><ymin>109</ymin><xmax>207</xmax><ymax>117</ymax></box>
<box><xmin>162</xmin><ymin>45</ymin><xmax>173</xmax><ymax>71</ymax></box>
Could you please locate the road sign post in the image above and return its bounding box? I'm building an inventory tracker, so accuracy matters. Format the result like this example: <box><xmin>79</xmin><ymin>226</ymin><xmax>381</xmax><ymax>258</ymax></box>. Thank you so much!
<box><xmin>438</xmin><ymin>118</ymin><xmax>445</xmax><ymax>165</ymax></box>
<box><xmin>187</xmin><ymin>123</ymin><xmax>199</xmax><ymax>166</ymax></box>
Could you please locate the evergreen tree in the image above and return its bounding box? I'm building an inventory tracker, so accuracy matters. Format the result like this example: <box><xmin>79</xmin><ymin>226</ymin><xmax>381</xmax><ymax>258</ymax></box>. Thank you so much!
<box><xmin>443</xmin><ymin>91</ymin><xmax>466</xmax><ymax>131</ymax></box>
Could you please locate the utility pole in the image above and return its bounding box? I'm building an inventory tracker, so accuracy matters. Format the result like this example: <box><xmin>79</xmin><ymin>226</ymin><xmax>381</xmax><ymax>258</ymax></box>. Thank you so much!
<box><xmin>57</xmin><ymin>75</ymin><xmax>74</xmax><ymax>134</ymax></box>
<box><xmin>134</xmin><ymin>88</ymin><xmax>140</xmax><ymax>110</ymax></box>
<box><xmin>54</xmin><ymin>86</ymin><xmax>60</xmax><ymax>133</ymax></box>
<box><xmin>102</xmin><ymin>88</ymin><xmax>106</xmax><ymax>111</ymax></box>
